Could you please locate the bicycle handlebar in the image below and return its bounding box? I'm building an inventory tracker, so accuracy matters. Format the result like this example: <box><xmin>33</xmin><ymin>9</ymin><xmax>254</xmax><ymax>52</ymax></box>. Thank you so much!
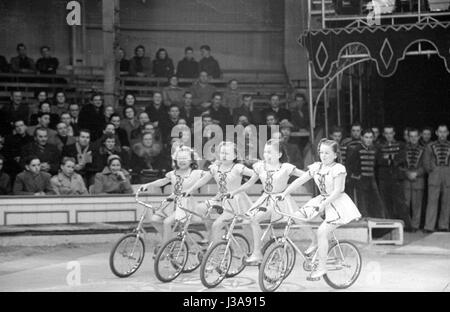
<box><xmin>272</xmin><ymin>197</ymin><xmax>318</xmax><ymax>222</ymax></box>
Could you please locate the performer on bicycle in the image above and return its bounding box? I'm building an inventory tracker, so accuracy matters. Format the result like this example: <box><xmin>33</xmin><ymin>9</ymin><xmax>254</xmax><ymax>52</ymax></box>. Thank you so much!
<box><xmin>139</xmin><ymin>146</ymin><xmax>205</xmax><ymax>246</ymax></box>
<box><xmin>184</xmin><ymin>141</ymin><xmax>258</xmax><ymax>244</ymax></box>
<box><xmin>279</xmin><ymin>139</ymin><xmax>361</xmax><ymax>279</ymax></box>
<box><xmin>245</xmin><ymin>139</ymin><xmax>305</xmax><ymax>264</ymax></box>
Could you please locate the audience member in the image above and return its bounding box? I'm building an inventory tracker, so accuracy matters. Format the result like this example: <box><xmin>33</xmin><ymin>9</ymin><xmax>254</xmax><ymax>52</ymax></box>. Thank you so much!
<box><xmin>91</xmin><ymin>155</ymin><xmax>133</xmax><ymax>194</ymax></box>
<box><xmin>1</xmin><ymin>91</ymin><xmax>30</xmax><ymax>134</ymax></box>
<box><xmin>260</xmin><ymin>94</ymin><xmax>291</xmax><ymax>125</ymax></box>
<box><xmin>233</xmin><ymin>94</ymin><xmax>254</xmax><ymax>124</ymax></box>
<box><xmin>27</xmin><ymin>112</ymin><xmax>57</xmax><ymax>141</ymax></box>
<box><xmin>103</xmin><ymin>105</ymin><xmax>115</xmax><ymax>124</ymax></box>
<box><xmin>179</xmin><ymin>91</ymin><xmax>199</xmax><ymax>127</ymax></box>
<box><xmin>52</xmin><ymin>91</ymin><xmax>69</xmax><ymax>116</ymax></box>
<box><xmin>36</xmin><ymin>46</ymin><xmax>59</xmax><ymax>74</ymax></box>
<box><xmin>199</xmin><ymin>45</ymin><xmax>221</xmax><ymax>79</ymax></box>
<box><xmin>68</xmin><ymin>103</ymin><xmax>81</xmax><ymax>136</ymax></box>
<box><xmin>163</xmin><ymin>75</ymin><xmax>185</xmax><ymax>106</ymax></box>
<box><xmin>330</xmin><ymin>125</ymin><xmax>344</xmax><ymax>144</ymax></box>
<box><xmin>131</xmin><ymin>112</ymin><xmax>151</xmax><ymax>142</ymax></box>
<box><xmin>120</xmin><ymin>106</ymin><xmax>139</xmax><ymax>142</ymax></box>
<box><xmin>49</xmin><ymin>122</ymin><xmax>76</xmax><ymax>152</ymax></box>
<box><xmin>79</xmin><ymin>93</ymin><xmax>106</xmax><ymax>141</ymax></box>
<box><xmin>207</xmin><ymin>92</ymin><xmax>230</xmax><ymax>129</ymax></box>
<box><xmin>116</xmin><ymin>47</ymin><xmax>130</xmax><ymax>74</ymax></box>
<box><xmin>30</xmin><ymin>90</ymin><xmax>49</xmax><ymax>118</ymax></box>
<box><xmin>92</xmin><ymin>134</ymin><xmax>129</xmax><ymax>173</ymax></box>
<box><xmin>109</xmin><ymin>114</ymin><xmax>130</xmax><ymax>149</ymax></box>
<box><xmin>13</xmin><ymin>156</ymin><xmax>53</xmax><ymax>195</ymax></box>
<box><xmin>223</xmin><ymin>79</ymin><xmax>241</xmax><ymax>114</ymax></box>
<box><xmin>176</xmin><ymin>47</ymin><xmax>199</xmax><ymax>78</ymax></box>
<box><xmin>145</xmin><ymin>91</ymin><xmax>168</xmax><ymax>127</ymax></box>
<box><xmin>279</xmin><ymin>120</ymin><xmax>303</xmax><ymax>169</ymax></box>
<box><xmin>10</xmin><ymin>43</ymin><xmax>36</xmax><ymax>73</ymax></box>
<box><xmin>160</xmin><ymin>105</ymin><xmax>182</xmax><ymax>143</ymax></box>
<box><xmin>152</xmin><ymin>48</ymin><xmax>175</xmax><ymax>78</ymax></box>
<box><xmin>289</xmin><ymin>93</ymin><xmax>309</xmax><ymax>131</ymax></box>
<box><xmin>420</xmin><ymin>126</ymin><xmax>433</xmax><ymax>147</ymax></box>
<box><xmin>340</xmin><ymin>122</ymin><xmax>363</xmax><ymax>165</ymax></box>
<box><xmin>21</xmin><ymin>127</ymin><xmax>61</xmax><ymax>175</ymax></box>
<box><xmin>131</xmin><ymin>122</ymin><xmax>159</xmax><ymax>146</ymax></box>
<box><xmin>190</xmin><ymin>71</ymin><xmax>217</xmax><ymax>107</ymax></box>
<box><xmin>0</xmin><ymin>54</ymin><xmax>9</xmax><ymax>73</ymax></box>
<box><xmin>50</xmin><ymin>157</ymin><xmax>88</xmax><ymax>195</ymax></box>
<box><xmin>91</xmin><ymin>123</ymin><xmax>122</xmax><ymax>151</ymax></box>
<box><xmin>29</xmin><ymin>102</ymin><xmax>59</xmax><ymax>129</ymax></box>
<box><xmin>60</xmin><ymin>113</ymin><xmax>74</xmax><ymax>137</ymax></box>
<box><xmin>0</xmin><ymin>155</ymin><xmax>11</xmax><ymax>195</ymax></box>
<box><xmin>130</xmin><ymin>133</ymin><xmax>163</xmax><ymax>183</ymax></box>
<box><xmin>62</xmin><ymin>129</ymin><xmax>94</xmax><ymax>182</ymax></box>
<box><xmin>128</xmin><ymin>45</ymin><xmax>152</xmax><ymax>77</ymax></box>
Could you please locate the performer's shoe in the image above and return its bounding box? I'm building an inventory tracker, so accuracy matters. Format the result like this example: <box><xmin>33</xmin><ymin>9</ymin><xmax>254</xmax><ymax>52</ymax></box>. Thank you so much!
<box><xmin>309</xmin><ymin>268</ymin><xmax>327</xmax><ymax>280</ymax></box>
<box><xmin>244</xmin><ymin>254</ymin><xmax>262</xmax><ymax>266</ymax></box>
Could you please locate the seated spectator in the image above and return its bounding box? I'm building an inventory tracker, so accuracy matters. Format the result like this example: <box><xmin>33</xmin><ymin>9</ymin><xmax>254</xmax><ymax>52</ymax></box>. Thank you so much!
<box><xmin>62</xmin><ymin>129</ymin><xmax>94</xmax><ymax>182</ymax></box>
<box><xmin>116</xmin><ymin>47</ymin><xmax>130</xmax><ymax>74</ymax></box>
<box><xmin>1</xmin><ymin>91</ymin><xmax>29</xmax><ymax>135</ymax></box>
<box><xmin>21</xmin><ymin>127</ymin><xmax>61</xmax><ymax>175</ymax></box>
<box><xmin>0</xmin><ymin>155</ymin><xmax>11</xmax><ymax>195</ymax></box>
<box><xmin>36</xmin><ymin>46</ymin><xmax>59</xmax><ymax>74</ymax></box>
<box><xmin>121</xmin><ymin>92</ymin><xmax>142</xmax><ymax>115</ymax></box>
<box><xmin>92</xmin><ymin>123</ymin><xmax>122</xmax><ymax>151</ymax></box>
<box><xmin>50</xmin><ymin>157</ymin><xmax>88</xmax><ymax>195</ymax></box>
<box><xmin>163</xmin><ymin>75</ymin><xmax>185</xmax><ymax>106</ymax></box>
<box><xmin>130</xmin><ymin>112</ymin><xmax>151</xmax><ymax>142</ymax></box>
<box><xmin>179</xmin><ymin>91</ymin><xmax>199</xmax><ymax>127</ymax></box>
<box><xmin>121</xmin><ymin>106</ymin><xmax>139</xmax><ymax>142</ymax></box>
<box><xmin>223</xmin><ymin>79</ymin><xmax>241</xmax><ymax>114</ymax></box>
<box><xmin>49</xmin><ymin>122</ymin><xmax>76</xmax><ymax>152</ymax></box>
<box><xmin>128</xmin><ymin>45</ymin><xmax>152</xmax><ymax>77</ymax></box>
<box><xmin>110</xmin><ymin>114</ymin><xmax>130</xmax><ymax>149</ymax></box>
<box><xmin>91</xmin><ymin>155</ymin><xmax>133</xmax><ymax>194</ymax></box>
<box><xmin>30</xmin><ymin>90</ymin><xmax>49</xmax><ymax>118</ymax></box>
<box><xmin>288</xmin><ymin>93</ymin><xmax>309</xmax><ymax>131</ymax></box>
<box><xmin>160</xmin><ymin>105</ymin><xmax>182</xmax><ymax>143</ymax></box>
<box><xmin>176</xmin><ymin>46</ymin><xmax>199</xmax><ymax>79</ymax></box>
<box><xmin>79</xmin><ymin>93</ymin><xmax>106</xmax><ymax>141</ymax></box>
<box><xmin>190</xmin><ymin>71</ymin><xmax>217</xmax><ymax>107</ymax></box>
<box><xmin>68</xmin><ymin>103</ymin><xmax>81</xmax><ymax>136</ymax></box>
<box><xmin>207</xmin><ymin>92</ymin><xmax>231</xmax><ymax>129</ymax></box>
<box><xmin>3</xmin><ymin>120</ymin><xmax>34</xmax><ymax>179</ymax></box>
<box><xmin>233</xmin><ymin>94</ymin><xmax>254</xmax><ymax>124</ymax></box>
<box><xmin>10</xmin><ymin>43</ymin><xmax>36</xmax><ymax>74</ymax></box>
<box><xmin>60</xmin><ymin>113</ymin><xmax>75</xmax><ymax>137</ymax></box>
<box><xmin>104</xmin><ymin>105</ymin><xmax>115</xmax><ymax>124</ymax></box>
<box><xmin>265</xmin><ymin>112</ymin><xmax>279</xmax><ymax>139</ymax></box>
<box><xmin>27</xmin><ymin>112</ymin><xmax>58</xmax><ymax>141</ymax></box>
<box><xmin>152</xmin><ymin>48</ymin><xmax>175</xmax><ymax>78</ymax></box>
<box><xmin>13</xmin><ymin>156</ymin><xmax>53</xmax><ymax>195</ymax></box>
<box><xmin>260</xmin><ymin>94</ymin><xmax>291</xmax><ymax>125</ymax></box>
<box><xmin>199</xmin><ymin>45</ymin><xmax>221</xmax><ymax>79</ymax></box>
<box><xmin>130</xmin><ymin>133</ymin><xmax>163</xmax><ymax>183</ymax></box>
<box><xmin>51</xmin><ymin>91</ymin><xmax>69</xmax><ymax>116</ymax></box>
<box><xmin>145</xmin><ymin>91</ymin><xmax>168</xmax><ymax>127</ymax></box>
<box><xmin>29</xmin><ymin>102</ymin><xmax>59</xmax><ymax>129</ymax></box>
<box><xmin>131</xmin><ymin>122</ymin><xmax>160</xmax><ymax>146</ymax></box>
<box><xmin>0</xmin><ymin>54</ymin><xmax>9</xmax><ymax>73</ymax></box>
<box><xmin>92</xmin><ymin>134</ymin><xmax>129</xmax><ymax>173</ymax></box>
<box><xmin>279</xmin><ymin>120</ymin><xmax>304</xmax><ymax>169</ymax></box>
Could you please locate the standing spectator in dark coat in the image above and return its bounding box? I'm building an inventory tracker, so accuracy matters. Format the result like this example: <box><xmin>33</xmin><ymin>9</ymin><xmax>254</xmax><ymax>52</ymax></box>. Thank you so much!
<box><xmin>207</xmin><ymin>93</ymin><xmax>231</xmax><ymax>130</ymax></box>
<box><xmin>145</xmin><ymin>92</ymin><xmax>168</xmax><ymax>128</ymax></box>
<box><xmin>279</xmin><ymin>120</ymin><xmax>304</xmax><ymax>169</ymax></box>
<box><xmin>3</xmin><ymin>120</ymin><xmax>34</xmax><ymax>179</ymax></box>
<box><xmin>176</xmin><ymin>47</ymin><xmax>199</xmax><ymax>79</ymax></box>
<box><xmin>260</xmin><ymin>94</ymin><xmax>291</xmax><ymax>125</ymax></box>
<box><xmin>198</xmin><ymin>45</ymin><xmax>221</xmax><ymax>79</ymax></box>
<box><xmin>1</xmin><ymin>91</ymin><xmax>30</xmax><ymax>134</ymax></box>
<box><xmin>21</xmin><ymin>127</ymin><xmax>61</xmax><ymax>175</ymax></box>
<box><xmin>152</xmin><ymin>48</ymin><xmax>175</xmax><ymax>78</ymax></box>
<box><xmin>128</xmin><ymin>45</ymin><xmax>152</xmax><ymax>77</ymax></box>
<box><xmin>36</xmin><ymin>46</ymin><xmax>59</xmax><ymax>75</ymax></box>
<box><xmin>0</xmin><ymin>55</ymin><xmax>9</xmax><ymax>73</ymax></box>
<box><xmin>13</xmin><ymin>156</ymin><xmax>54</xmax><ymax>195</ymax></box>
<box><xmin>116</xmin><ymin>48</ymin><xmax>130</xmax><ymax>74</ymax></box>
<box><xmin>0</xmin><ymin>155</ymin><xmax>11</xmax><ymax>195</ymax></box>
<box><xmin>79</xmin><ymin>93</ymin><xmax>106</xmax><ymax>141</ymax></box>
<box><xmin>10</xmin><ymin>43</ymin><xmax>35</xmax><ymax>74</ymax></box>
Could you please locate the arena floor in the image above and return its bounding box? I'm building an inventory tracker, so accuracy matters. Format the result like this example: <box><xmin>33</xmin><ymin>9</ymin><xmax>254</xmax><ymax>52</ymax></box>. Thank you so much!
<box><xmin>0</xmin><ymin>233</ymin><xmax>449</xmax><ymax>292</ymax></box>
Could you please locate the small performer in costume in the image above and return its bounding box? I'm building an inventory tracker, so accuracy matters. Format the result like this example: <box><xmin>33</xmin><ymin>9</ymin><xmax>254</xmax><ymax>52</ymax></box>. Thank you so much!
<box><xmin>245</xmin><ymin>139</ymin><xmax>305</xmax><ymax>264</ymax></box>
<box><xmin>280</xmin><ymin>139</ymin><xmax>361</xmax><ymax>279</ymax></box>
<box><xmin>185</xmin><ymin>141</ymin><xmax>258</xmax><ymax>243</ymax></box>
<box><xmin>140</xmin><ymin>146</ymin><xmax>205</xmax><ymax>243</ymax></box>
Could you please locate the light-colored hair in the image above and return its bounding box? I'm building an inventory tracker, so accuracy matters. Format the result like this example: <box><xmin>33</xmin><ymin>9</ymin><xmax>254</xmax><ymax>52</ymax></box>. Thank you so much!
<box><xmin>317</xmin><ymin>138</ymin><xmax>341</xmax><ymax>163</ymax></box>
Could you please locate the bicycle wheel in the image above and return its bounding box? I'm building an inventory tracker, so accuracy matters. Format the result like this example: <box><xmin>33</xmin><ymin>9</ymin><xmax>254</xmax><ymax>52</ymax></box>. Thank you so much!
<box><xmin>154</xmin><ymin>237</ymin><xmax>188</xmax><ymax>283</ymax></box>
<box><xmin>261</xmin><ymin>237</ymin><xmax>296</xmax><ymax>279</ymax></box>
<box><xmin>323</xmin><ymin>241</ymin><xmax>362</xmax><ymax>289</ymax></box>
<box><xmin>226</xmin><ymin>233</ymin><xmax>250</xmax><ymax>278</ymax></box>
<box><xmin>109</xmin><ymin>233</ymin><xmax>145</xmax><ymax>278</ymax></box>
<box><xmin>182</xmin><ymin>230</ymin><xmax>204</xmax><ymax>273</ymax></box>
<box><xmin>200</xmin><ymin>241</ymin><xmax>232</xmax><ymax>288</ymax></box>
<box><xmin>258</xmin><ymin>242</ymin><xmax>291</xmax><ymax>292</ymax></box>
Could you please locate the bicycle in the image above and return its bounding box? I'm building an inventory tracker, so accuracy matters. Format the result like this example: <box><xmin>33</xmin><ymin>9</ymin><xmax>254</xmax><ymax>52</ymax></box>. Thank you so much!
<box><xmin>109</xmin><ymin>189</ymin><xmax>204</xmax><ymax>278</ymax></box>
<box><xmin>258</xmin><ymin>199</ymin><xmax>362</xmax><ymax>292</ymax></box>
<box><xmin>199</xmin><ymin>195</ymin><xmax>296</xmax><ymax>288</ymax></box>
<box><xmin>153</xmin><ymin>195</ymin><xmax>214</xmax><ymax>283</ymax></box>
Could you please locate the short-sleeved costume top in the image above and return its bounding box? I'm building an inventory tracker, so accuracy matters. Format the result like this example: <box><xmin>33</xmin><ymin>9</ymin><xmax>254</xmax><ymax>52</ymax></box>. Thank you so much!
<box><xmin>302</xmin><ymin>162</ymin><xmax>361</xmax><ymax>225</ymax></box>
<box><xmin>252</xmin><ymin>161</ymin><xmax>297</xmax><ymax>194</ymax></box>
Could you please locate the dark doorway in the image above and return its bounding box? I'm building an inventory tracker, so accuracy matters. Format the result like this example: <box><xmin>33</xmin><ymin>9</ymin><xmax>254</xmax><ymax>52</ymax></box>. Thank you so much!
<box><xmin>382</xmin><ymin>54</ymin><xmax>450</xmax><ymax>131</ymax></box>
